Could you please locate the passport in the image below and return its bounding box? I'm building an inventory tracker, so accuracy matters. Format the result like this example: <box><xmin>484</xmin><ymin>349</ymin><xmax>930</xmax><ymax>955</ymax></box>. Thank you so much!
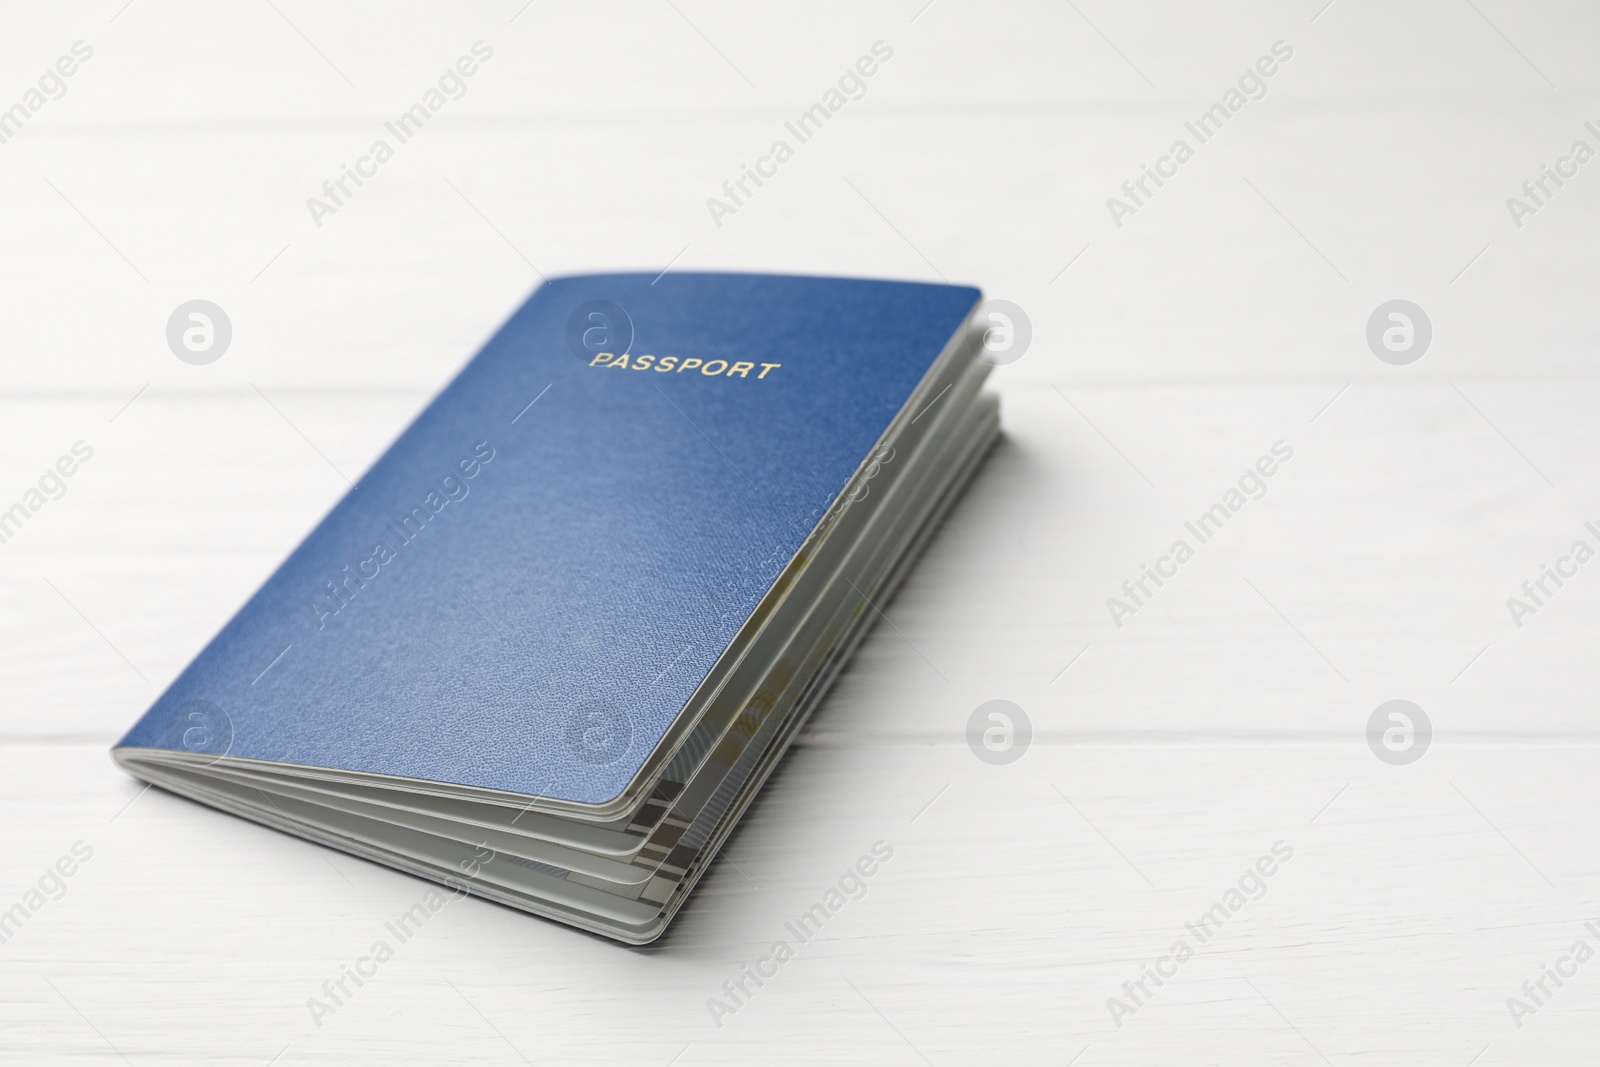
<box><xmin>114</xmin><ymin>271</ymin><xmax>999</xmax><ymax>943</ymax></box>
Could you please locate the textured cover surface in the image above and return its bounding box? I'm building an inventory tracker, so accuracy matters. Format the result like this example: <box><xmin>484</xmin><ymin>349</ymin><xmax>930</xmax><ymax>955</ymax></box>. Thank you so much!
<box><xmin>115</xmin><ymin>273</ymin><xmax>979</xmax><ymax>805</ymax></box>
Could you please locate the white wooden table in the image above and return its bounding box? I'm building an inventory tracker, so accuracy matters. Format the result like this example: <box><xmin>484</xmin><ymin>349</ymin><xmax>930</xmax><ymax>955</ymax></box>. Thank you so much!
<box><xmin>3</xmin><ymin>1</ymin><xmax>1598</xmax><ymax>1062</ymax></box>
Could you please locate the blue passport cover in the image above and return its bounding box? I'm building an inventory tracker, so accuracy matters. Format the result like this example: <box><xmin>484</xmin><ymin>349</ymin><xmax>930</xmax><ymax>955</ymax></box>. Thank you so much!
<box><xmin>116</xmin><ymin>272</ymin><xmax>980</xmax><ymax>806</ymax></box>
